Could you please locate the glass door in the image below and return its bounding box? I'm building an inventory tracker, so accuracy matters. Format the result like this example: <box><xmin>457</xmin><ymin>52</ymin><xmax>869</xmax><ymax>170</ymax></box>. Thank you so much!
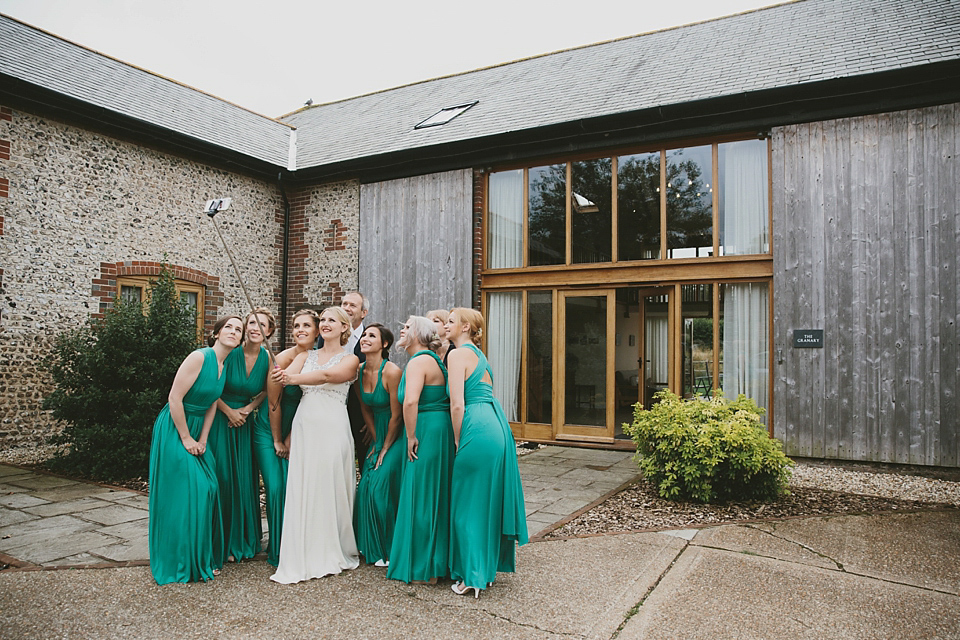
<box><xmin>557</xmin><ymin>290</ymin><xmax>616</xmax><ymax>442</ymax></box>
<box><xmin>639</xmin><ymin>287</ymin><xmax>674</xmax><ymax>409</ymax></box>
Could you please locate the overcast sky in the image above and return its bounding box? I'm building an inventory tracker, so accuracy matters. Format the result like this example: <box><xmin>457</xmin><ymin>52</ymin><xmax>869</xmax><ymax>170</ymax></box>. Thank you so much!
<box><xmin>0</xmin><ymin>0</ymin><xmax>779</xmax><ymax>119</ymax></box>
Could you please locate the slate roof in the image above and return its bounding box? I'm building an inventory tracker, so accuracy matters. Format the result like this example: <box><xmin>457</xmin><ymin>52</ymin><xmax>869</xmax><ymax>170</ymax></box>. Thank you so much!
<box><xmin>284</xmin><ymin>0</ymin><xmax>960</xmax><ymax>170</ymax></box>
<box><xmin>0</xmin><ymin>13</ymin><xmax>293</xmax><ymax>168</ymax></box>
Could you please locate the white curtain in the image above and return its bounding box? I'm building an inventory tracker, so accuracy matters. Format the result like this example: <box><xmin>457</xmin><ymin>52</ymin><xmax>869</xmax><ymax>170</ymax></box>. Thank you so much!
<box><xmin>645</xmin><ymin>317</ymin><xmax>669</xmax><ymax>385</ymax></box>
<box><xmin>488</xmin><ymin>170</ymin><xmax>523</xmax><ymax>269</ymax></box>
<box><xmin>721</xmin><ymin>140</ymin><xmax>768</xmax><ymax>255</ymax></box>
<box><xmin>487</xmin><ymin>292</ymin><xmax>523</xmax><ymax>422</ymax></box>
<box><xmin>722</xmin><ymin>282</ymin><xmax>769</xmax><ymax>418</ymax></box>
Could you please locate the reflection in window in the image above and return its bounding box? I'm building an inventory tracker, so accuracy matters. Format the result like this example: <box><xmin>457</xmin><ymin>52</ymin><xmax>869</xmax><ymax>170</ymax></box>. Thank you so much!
<box><xmin>564</xmin><ymin>295</ymin><xmax>606</xmax><ymax>427</ymax></box>
<box><xmin>618</xmin><ymin>152</ymin><xmax>661</xmax><ymax>261</ymax></box>
<box><xmin>528</xmin><ymin>164</ymin><xmax>566</xmax><ymax>266</ymax></box>
<box><xmin>120</xmin><ymin>285</ymin><xmax>143</xmax><ymax>303</ymax></box>
<box><xmin>571</xmin><ymin>158</ymin><xmax>612</xmax><ymax>263</ymax></box>
<box><xmin>666</xmin><ymin>146</ymin><xmax>713</xmax><ymax>258</ymax></box>
<box><xmin>487</xmin><ymin>292</ymin><xmax>523</xmax><ymax>421</ymax></box>
<box><xmin>487</xmin><ymin>170</ymin><xmax>524</xmax><ymax>269</ymax></box>
<box><xmin>720</xmin><ymin>282</ymin><xmax>769</xmax><ymax>420</ymax></box>
<box><xmin>681</xmin><ymin>284</ymin><xmax>714</xmax><ymax>398</ymax></box>
<box><xmin>719</xmin><ymin>139</ymin><xmax>769</xmax><ymax>255</ymax></box>
<box><xmin>526</xmin><ymin>291</ymin><xmax>553</xmax><ymax>424</ymax></box>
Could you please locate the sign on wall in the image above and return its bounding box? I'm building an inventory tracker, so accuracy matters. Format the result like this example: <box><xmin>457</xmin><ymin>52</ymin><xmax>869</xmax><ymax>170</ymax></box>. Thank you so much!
<box><xmin>793</xmin><ymin>329</ymin><xmax>824</xmax><ymax>348</ymax></box>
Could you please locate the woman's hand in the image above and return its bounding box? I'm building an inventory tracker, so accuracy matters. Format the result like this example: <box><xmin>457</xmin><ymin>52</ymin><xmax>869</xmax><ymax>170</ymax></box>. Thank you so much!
<box><xmin>406</xmin><ymin>436</ymin><xmax>419</xmax><ymax>462</ymax></box>
<box><xmin>223</xmin><ymin>405</ymin><xmax>249</xmax><ymax>427</ymax></box>
<box><xmin>274</xmin><ymin>439</ymin><xmax>289</xmax><ymax>460</ymax></box>
<box><xmin>181</xmin><ymin>435</ymin><xmax>205</xmax><ymax>456</ymax></box>
<box><xmin>375</xmin><ymin>445</ymin><xmax>389</xmax><ymax>470</ymax></box>
<box><xmin>271</xmin><ymin>367</ymin><xmax>289</xmax><ymax>386</ymax></box>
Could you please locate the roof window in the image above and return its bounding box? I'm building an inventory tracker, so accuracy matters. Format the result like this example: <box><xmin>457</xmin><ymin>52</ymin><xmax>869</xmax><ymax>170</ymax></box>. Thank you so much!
<box><xmin>414</xmin><ymin>101</ymin><xmax>478</xmax><ymax>129</ymax></box>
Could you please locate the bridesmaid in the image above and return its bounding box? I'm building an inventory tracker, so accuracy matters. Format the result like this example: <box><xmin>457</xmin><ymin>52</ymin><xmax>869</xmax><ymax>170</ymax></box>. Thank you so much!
<box><xmin>353</xmin><ymin>323</ymin><xmax>404</xmax><ymax>567</ymax></box>
<box><xmin>446</xmin><ymin>308</ymin><xmax>528</xmax><ymax>598</ymax></box>
<box><xmin>208</xmin><ymin>308</ymin><xmax>272</xmax><ymax>564</ymax></box>
<box><xmin>148</xmin><ymin>315</ymin><xmax>242</xmax><ymax>584</ymax></box>
<box><xmin>386</xmin><ymin>316</ymin><xmax>455</xmax><ymax>585</ymax></box>
<box><xmin>258</xmin><ymin>308</ymin><xmax>319</xmax><ymax>567</ymax></box>
<box><xmin>426</xmin><ymin>309</ymin><xmax>454</xmax><ymax>365</ymax></box>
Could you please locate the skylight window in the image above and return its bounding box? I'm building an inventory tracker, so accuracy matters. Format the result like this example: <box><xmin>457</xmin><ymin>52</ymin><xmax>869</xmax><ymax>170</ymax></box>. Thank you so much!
<box><xmin>414</xmin><ymin>101</ymin><xmax>478</xmax><ymax>129</ymax></box>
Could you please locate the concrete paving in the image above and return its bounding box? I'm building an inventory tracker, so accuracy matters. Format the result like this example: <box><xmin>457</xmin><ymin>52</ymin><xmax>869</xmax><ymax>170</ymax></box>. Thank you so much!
<box><xmin>2</xmin><ymin>451</ymin><xmax>959</xmax><ymax>639</ymax></box>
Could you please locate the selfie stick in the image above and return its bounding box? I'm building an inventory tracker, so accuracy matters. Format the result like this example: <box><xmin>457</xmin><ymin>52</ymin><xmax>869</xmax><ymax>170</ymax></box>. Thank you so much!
<box><xmin>204</xmin><ymin>198</ymin><xmax>277</xmax><ymax>368</ymax></box>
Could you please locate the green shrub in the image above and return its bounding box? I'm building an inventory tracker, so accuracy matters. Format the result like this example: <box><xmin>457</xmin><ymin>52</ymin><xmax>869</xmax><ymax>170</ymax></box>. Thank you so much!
<box><xmin>624</xmin><ymin>390</ymin><xmax>793</xmax><ymax>503</ymax></box>
<box><xmin>43</xmin><ymin>268</ymin><xmax>201</xmax><ymax>482</ymax></box>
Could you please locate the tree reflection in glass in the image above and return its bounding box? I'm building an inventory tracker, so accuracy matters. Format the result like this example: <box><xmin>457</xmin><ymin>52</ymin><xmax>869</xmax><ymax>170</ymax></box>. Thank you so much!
<box><xmin>618</xmin><ymin>151</ymin><xmax>661</xmax><ymax>261</ymax></box>
<box><xmin>666</xmin><ymin>146</ymin><xmax>713</xmax><ymax>258</ymax></box>
<box><xmin>528</xmin><ymin>164</ymin><xmax>566</xmax><ymax>266</ymax></box>
<box><xmin>571</xmin><ymin>158</ymin><xmax>612</xmax><ymax>263</ymax></box>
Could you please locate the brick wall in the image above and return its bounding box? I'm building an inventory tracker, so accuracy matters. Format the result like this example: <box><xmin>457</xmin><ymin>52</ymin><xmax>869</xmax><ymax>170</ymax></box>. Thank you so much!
<box><xmin>0</xmin><ymin>105</ymin><xmax>283</xmax><ymax>447</ymax></box>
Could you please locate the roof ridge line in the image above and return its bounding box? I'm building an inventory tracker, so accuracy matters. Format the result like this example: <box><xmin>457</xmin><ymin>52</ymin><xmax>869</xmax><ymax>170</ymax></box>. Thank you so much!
<box><xmin>0</xmin><ymin>11</ymin><xmax>295</xmax><ymax>129</ymax></box>
<box><xmin>282</xmin><ymin>0</ymin><xmax>799</xmax><ymax>118</ymax></box>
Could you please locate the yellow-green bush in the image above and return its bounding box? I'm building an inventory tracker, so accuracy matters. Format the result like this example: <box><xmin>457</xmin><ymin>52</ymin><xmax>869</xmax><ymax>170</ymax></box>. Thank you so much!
<box><xmin>624</xmin><ymin>390</ymin><xmax>793</xmax><ymax>503</ymax></box>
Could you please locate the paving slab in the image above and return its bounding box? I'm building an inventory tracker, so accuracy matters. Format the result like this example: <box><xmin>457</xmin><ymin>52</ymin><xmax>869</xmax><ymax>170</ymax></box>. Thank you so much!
<box><xmin>30</xmin><ymin>485</ymin><xmax>132</xmax><ymax>503</ymax></box>
<box><xmin>619</xmin><ymin>545</ymin><xmax>960</xmax><ymax>640</ymax></box>
<box><xmin>88</xmin><ymin>537</ymin><xmax>149</xmax><ymax>563</ymax></box>
<box><xmin>692</xmin><ymin>523</ymin><xmax>838</xmax><ymax>570</ymax></box>
<box><xmin>22</xmin><ymin>496</ymin><xmax>114</xmax><ymax>518</ymax></box>
<box><xmin>0</xmin><ymin>482</ymin><xmax>31</xmax><ymax>494</ymax></box>
<box><xmin>4</xmin><ymin>475</ymin><xmax>81</xmax><ymax>491</ymax></box>
<box><xmin>0</xmin><ymin>493</ymin><xmax>50</xmax><ymax>509</ymax></box>
<box><xmin>751</xmin><ymin>510</ymin><xmax>960</xmax><ymax>595</ymax></box>
<box><xmin>76</xmin><ymin>504</ymin><xmax>148</xmax><ymax>527</ymax></box>
<box><xmin>0</xmin><ymin>506</ymin><xmax>40</xmax><ymax>527</ymax></box>
<box><xmin>0</xmin><ymin>515</ymin><xmax>99</xmax><ymax>552</ymax></box>
<box><xmin>5</xmin><ymin>530</ymin><xmax>124</xmax><ymax>565</ymax></box>
<box><xmin>0</xmin><ymin>466</ymin><xmax>37</xmax><ymax>480</ymax></box>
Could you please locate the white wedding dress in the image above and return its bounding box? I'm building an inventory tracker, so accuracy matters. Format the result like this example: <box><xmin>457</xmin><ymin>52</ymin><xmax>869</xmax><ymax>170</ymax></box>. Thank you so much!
<box><xmin>270</xmin><ymin>350</ymin><xmax>360</xmax><ymax>584</ymax></box>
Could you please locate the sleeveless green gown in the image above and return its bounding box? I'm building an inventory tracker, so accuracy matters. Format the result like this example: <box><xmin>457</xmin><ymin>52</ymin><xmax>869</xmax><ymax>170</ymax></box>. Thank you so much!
<box><xmin>253</xmin><ymin>381</ymin><xmax>300</xmax><ymax>566</ymax></box>
<box><xmin>353</xmin><ymin>360</ymin><xmax>404</xmax><ymax>564</ymax></box>
<box><xmin>386</xmin><ymin>351</ymin><xmax>454</xmax><ymax>583</ymax></box>
<box><xmin>148</xmin><ymin>347</ymin><xmax>226</xmax><ymax>584</ymax></box>
<box><xmin>208</xmin><ymin>346</ymin><xmax>268</xmax><ymax>563</ymax></box>
<box><xmin>449</xmin><ymin>343</ymin><xmax>529</xmax><ymax>590</ymax></box>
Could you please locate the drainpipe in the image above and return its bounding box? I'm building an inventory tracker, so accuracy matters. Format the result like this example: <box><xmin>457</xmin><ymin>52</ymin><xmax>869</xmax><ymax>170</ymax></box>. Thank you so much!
<box><xmin>278</xmin><ymin>171</ymin><xmax>291</xmax><ymax>349</ymax></box>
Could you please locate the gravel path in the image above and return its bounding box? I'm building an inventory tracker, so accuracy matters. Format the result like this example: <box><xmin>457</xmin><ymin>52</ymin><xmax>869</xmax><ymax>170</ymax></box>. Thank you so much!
<box><xmin>548</xmin><ymin>460</ymin><xmax>960</xmax><ymax>537</ymax></box>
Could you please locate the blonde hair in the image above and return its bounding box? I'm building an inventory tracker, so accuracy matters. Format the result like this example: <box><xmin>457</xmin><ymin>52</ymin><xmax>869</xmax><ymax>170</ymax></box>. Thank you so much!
<box><xmin>292</xmin><ymin>308</ymin><xmax>320</xmax><ymax>328</ymax></box>
<box><xmin>450</xmin><ymin>307</ymin><xmax>483</xmax><ymax>346</ymax></box>
<box><xmin>397</xmin><ymin>315</ymin><xmax>442</xmax><ymax>352</ymax></box>
<box><xmin>244</xmin><ymin>307</ymin><xmax>277</xmax><ymax>339</ymax></box>
<box><xmin>426</xmin><ymin>309</ymin><xmax>449</xmax><ymax>324</ymax></box>
<box><xmin>321</xmin><ymin>306</ymin><xmax>352</xmax><ymax>346</ymax></box>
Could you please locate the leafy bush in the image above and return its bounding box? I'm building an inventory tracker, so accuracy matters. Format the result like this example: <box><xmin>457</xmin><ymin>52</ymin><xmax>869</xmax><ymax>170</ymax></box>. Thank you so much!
<box><xmin>624</xmin><ymin>390</ymin><xmax>793</xmax><ymax>503</ymax></box>
<box><xmin>44</xmin><ymin>268</ymin><xmax>201</xmax><ymax>482</ymax></box>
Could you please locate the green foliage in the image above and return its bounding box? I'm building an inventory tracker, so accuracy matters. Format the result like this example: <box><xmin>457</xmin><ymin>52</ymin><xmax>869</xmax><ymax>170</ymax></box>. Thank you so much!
<box><xmin>624</xmin><ymin>390</ymin><xmax>793</xmax><ymax>503</ymax></box>
<box><xmin>44</xmin><ymin>268</ymin><xmax>201</xmax><ymax>481</ymax></box>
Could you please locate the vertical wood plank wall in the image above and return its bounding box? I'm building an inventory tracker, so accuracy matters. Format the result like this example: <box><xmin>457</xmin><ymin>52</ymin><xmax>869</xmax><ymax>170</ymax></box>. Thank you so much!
<box><xmin>358</xmin><ymin>169</ymin><xmax>474</xmax><ymax>364</ymax></box>
<box><xmin>772</xmin><ymin>104</ymin><xmax>959</xmax><ymax>467</ymax></box>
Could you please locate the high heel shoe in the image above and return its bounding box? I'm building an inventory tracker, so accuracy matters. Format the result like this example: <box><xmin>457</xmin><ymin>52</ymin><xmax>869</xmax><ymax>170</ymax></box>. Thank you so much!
<box><xmin>451</xmin><ymin>581</ymin><xmax>480</xmax><ymax>599</ymax></box>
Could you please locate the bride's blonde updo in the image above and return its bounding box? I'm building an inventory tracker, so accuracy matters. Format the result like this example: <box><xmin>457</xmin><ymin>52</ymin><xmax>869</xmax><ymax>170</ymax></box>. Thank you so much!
<box><xmin>321</xmin><ymin>306</ymin><xmax>352</xmax><ymax>346</ymax></box>
<box><xmin>450</xmin><ymin>307</ymin><xmax>484</xmax><ymax>346</ymax></box>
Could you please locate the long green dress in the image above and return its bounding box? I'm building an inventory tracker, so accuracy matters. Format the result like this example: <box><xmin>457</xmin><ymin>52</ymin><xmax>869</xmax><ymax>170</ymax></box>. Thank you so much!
<box><xmin>353</xmin><ymin>360</ymin><xmax>404</xmax><ymax>564</ymax></box>
<box><xmin>386</xmin><ymin>351</ymin><xmax>454</xmax><ymax>583</ymax></box>
<box><xmin>148</xmin><ymin>347</ymin><xmax>226</xmax><ymax>584</ymax></box>
<box><xmin>208</xmin><ymin>346</ymin><xmax>268</xmax><ymax>563</ymax></box>
<box><xmin>448</xmin><ymin>343</ymin><xmax>529</xmax><ymax>590</ymax></box>
<box><xmin>253</xmin><ymin>381</ymin><xmax>300</xmax><ymax>566</ymax></box>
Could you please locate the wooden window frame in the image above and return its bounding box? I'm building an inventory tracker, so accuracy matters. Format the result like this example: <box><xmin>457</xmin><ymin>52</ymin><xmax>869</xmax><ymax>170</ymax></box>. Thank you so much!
<box><xmin>115</xmin><ymin>275</ymin><xmax>205</xmax><ymax>334</ymax></box>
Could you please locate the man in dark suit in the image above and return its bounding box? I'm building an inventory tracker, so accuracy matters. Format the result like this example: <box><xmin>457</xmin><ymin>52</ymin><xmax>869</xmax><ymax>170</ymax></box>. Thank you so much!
<box><xmin>319</xmin><ymin>291</ymin><xmax>371</xmax><ymax>473</ymax></box>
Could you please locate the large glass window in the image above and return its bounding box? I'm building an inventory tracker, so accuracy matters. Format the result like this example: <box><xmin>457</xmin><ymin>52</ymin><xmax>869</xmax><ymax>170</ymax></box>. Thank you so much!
<box><xmin>487</xmin><ymin>292</ymin><xmax>523</xmax><ymax>422</ymax></box>
<box><xmin>719</xmin><ymin>282</ymin><xmax>769</xmax><ymax>418</ymax></box>
<box><xmin>487</xmin><ymin>169</ymin><xmax>524</xmax><ymax>269</ymax></box>
<box><xmin>564</xmin><ymin>295</ymin><xmax>607</xmax><ymax>426</ymax></box>
<box><xmin>719</xmin><ymin>139</ymin><xmax>769</xmax><ymax>255</ymax></box>
<box><xmin>571</xmin><ymin>158</ymin><xmax>612</xmax><ymax>263</ymax></box>
<box><xmin>681</xmin><ymin>284</ymin><xmax>715</xmax><ymax>398</ymax></box>
<box><xmin>528</xmin><ymin>164</ymin><xmax>566</xmax><ymax>266</ymax></box>
<box><xmin>666</xmin><ymin>145</ymin><xmax>713</xmax><ymax>258</ymax></box>
<box><xmin>526</xmin><ymin>291</ymin><xmax>553</xmax><ymax>424</ymax></box>
<box><xmin>617</xmin><ymin>151</ymin><xmax>661</xmax><ymax>261</ymax></box>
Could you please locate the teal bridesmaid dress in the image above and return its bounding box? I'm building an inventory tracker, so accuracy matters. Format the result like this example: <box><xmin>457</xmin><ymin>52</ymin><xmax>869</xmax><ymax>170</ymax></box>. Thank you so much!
<box><xmin>208</xmin><ymin>346</ymin><xmax>268</xmax><ymax>563</ymax></box>
<box><xmin>448</xmin><ymin>343</ymin><xmax>529</xmax><ymax>590</ymax></box>
<box><xmin>386</xmin><ymin>351</ymin><xmax>455</xmax><ymax>583</ymax></box>
<box><xmin>353</xmin><ymin>360</ymin><xmax>404</xmax><ymax>564</ymax></box>
<box><xmin>253</xmin><ymin>381</ymin><xmax>300</xmax><ymax>566</ymax></box>
<box><xmin>148</xmin><ymin>347</ymin><xmax>226</xmax><ymax>584</ymax></box>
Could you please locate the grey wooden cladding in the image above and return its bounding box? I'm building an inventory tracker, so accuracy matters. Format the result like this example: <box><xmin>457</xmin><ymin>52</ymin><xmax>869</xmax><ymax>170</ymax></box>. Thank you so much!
<box><xmin>772</xmin><ymin>104</ymin><xmax>959</xmax><ymax>467</ymax></box>
<box><xmin>358</xmin><ymin>170</ymin><xmax>474</xmax><ymax>364</ymax></box>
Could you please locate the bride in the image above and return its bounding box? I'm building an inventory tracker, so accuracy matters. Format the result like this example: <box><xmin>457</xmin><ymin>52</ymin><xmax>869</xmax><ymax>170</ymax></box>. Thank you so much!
<box><xmin>269</xmin><ymin>306</ymin><xmax>361</xmax><ymax>584</ymax></box>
